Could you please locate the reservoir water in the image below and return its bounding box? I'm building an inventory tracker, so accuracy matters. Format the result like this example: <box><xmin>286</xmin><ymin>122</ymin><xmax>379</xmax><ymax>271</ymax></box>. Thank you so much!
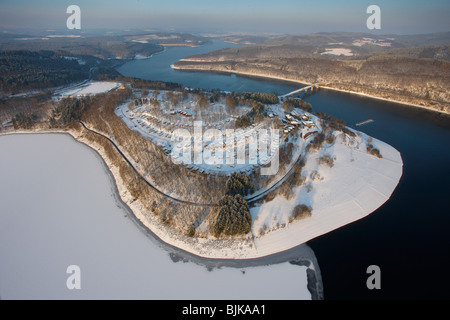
<box><xmin>117</xmin><ymin>41</ymin><xmax>450</xmax><ymax>299</ymax></box>
<box><xmin>117</xmin><ymin>41</ymin><xmax>300</xmax><ymax>95</ymax></box>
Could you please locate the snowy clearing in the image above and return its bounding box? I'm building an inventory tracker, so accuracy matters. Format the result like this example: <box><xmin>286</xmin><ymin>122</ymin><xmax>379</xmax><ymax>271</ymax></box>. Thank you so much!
<box><xmin>352</xmin><ymin>38</ymin><xmax>392</xmax><ymax>47</ymax></box>
<box><xmin>56</xmin><ymin>81</ymin><xmax>123</xmax><ymax>98</ymax></box>
<box><xmin>320</xmin><ymin>48</ymin><xmax>354</xmax><ymax>56</ymax></box>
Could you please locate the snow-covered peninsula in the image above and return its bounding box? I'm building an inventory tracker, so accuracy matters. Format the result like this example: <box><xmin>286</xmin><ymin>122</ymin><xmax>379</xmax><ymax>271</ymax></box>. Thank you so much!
<box><xmin>110</xmin><ymin>88</ymin><xmax>403</xmax><ymax>259</ymax></box>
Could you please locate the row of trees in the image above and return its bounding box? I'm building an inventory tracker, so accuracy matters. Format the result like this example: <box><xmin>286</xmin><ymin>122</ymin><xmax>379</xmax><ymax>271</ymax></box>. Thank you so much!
<box><xmin>282</xmin><ymin>97</ymin><xmax>312</xmax><ymax>113</ymax></box>
<box><xmin>367</xmin><ymin>143</ymin><xmax>382</xmax><ymax>158</ymax></box>
<box><xmin>50</xmin><ymin>86</ymin><xmax>133</xmax><ymax>127</ymax></box>
<box><xmin>314</xmin><ymin>112</ymin><xmax>346</xmax><ymax>131</ymax></box>
<box><xmin>115</xmin><ymin>76</ymin><xmax>182</xmax><ymax>91</ymax></box>
<box><xmin>206</xmin><ymin>91</ymin><xmax>278</xmax><ymax>109</ymax></box>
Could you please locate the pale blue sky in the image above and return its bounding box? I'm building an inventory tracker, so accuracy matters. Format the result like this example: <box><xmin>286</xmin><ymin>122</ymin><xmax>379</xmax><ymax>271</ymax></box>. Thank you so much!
<box><xmin>0</xmin><ymin>0</ymin><xmax>449</xmax><ymax>35</ymax></box>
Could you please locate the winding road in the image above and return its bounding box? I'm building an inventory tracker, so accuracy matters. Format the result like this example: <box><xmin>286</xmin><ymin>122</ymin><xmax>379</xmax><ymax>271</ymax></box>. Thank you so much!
<box><xmin>78</xmin><ymin>120</ymin><xmax>219</xmax><ymax>207</ymax></box>
<box><xmin>79</xmin><ymin>119</ymin><xmax>315</xmax><ymax>207</ymax></box>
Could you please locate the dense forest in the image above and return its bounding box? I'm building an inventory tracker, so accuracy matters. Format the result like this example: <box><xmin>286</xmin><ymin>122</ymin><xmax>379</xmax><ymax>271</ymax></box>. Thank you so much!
<box><xmin>282</xmin><ymin>97</ymin><xmax>312</xmax><ymax>113</ymax></box>
<box><xmin>0</xmin><ymin>33</ymin><xmax>168</xmax><ymax>94</ymax></box>
<box><xmin>0</xmin><ymin>47</ymin><xmax>182</xmax><ymax>96</ymax></box>
<box><xmin>0</xmin><ymin>50</ymin><xmax>90</xmax><ymax>94</ymax></box>
<box><xmin>0</xmin><ymin>35</ymin><xmax>164</xmax><ymax>60</ymax></box>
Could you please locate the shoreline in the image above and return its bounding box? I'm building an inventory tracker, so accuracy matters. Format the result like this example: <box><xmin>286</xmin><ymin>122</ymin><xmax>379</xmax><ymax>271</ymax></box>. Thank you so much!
<box><xmin>172</xmin><ymin>64</ymin><xmax>449</xmax><ymax>116</ymax></box>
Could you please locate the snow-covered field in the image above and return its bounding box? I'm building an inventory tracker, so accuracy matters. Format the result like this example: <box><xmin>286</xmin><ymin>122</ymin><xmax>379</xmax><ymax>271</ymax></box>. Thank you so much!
<box><xmin>0</xmin><ymin>133</ymin><xmax>314</xmax><ymax>299</ymax></box>
<box><xmin>352</xmin><ymin>38</ymin><xmax>392</xmax><ymax>47</ymax></box>
<box><xmin>249</xmin><ymin>130</ymin><xmax>403</xmax><ymax>256</ymax></box>
<box><xmin>56</xmin><ymin>81</ymin><xmax>122</xmax><ymax>98</ymax></box>
<box><xmin>320</xmin><ymin>48</ymin><xmax>354</xmax><ymax>56</ymax></box>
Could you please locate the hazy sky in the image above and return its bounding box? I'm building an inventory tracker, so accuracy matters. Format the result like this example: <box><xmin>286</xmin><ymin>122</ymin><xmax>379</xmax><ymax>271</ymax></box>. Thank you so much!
<box><xmin>0</xmin><ymin>0</ymin><xmax>449</xmax><ymax>35</ymax></box>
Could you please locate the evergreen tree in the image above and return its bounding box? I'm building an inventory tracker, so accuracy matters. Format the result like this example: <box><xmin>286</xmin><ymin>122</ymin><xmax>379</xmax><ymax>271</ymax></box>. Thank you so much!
<box><xmin>214</xmin><ymin>194</ymin><xmax>251</xmax><ymax>236</ymax></box>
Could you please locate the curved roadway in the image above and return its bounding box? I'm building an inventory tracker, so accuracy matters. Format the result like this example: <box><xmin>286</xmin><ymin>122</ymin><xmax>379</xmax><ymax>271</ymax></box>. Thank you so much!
<box><xmin>79</xmin><ymin>119</ymin><xmax>315</xmax><ymax>206</ymax></box>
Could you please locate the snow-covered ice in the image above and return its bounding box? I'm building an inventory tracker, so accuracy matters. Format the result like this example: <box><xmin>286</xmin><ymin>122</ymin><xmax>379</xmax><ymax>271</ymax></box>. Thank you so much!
<box><xmin>0</xmin><ymin>133</ymin><xmax>314</xmax><ymax>299</ymax></box>
<box><xmin>56</xmin><ymin>81</ymin><xmax>122</xmax><ymax>98</ymax></box>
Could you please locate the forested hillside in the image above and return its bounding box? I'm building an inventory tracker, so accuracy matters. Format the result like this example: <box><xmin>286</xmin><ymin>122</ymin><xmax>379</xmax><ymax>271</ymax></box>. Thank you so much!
<box><xmin>0</xmin><ymin>36</ymin><xmax>164</xmax><ymax>60</ymax></box>
<box><xmin>174</xmin><ymin>32</ymin><xmax>450</xmax><ymax>113</ymax></box>
<box><xmin>0</xmin><ymin>50</ymin><xmax>90</xmax><ymax>94</ymax></box>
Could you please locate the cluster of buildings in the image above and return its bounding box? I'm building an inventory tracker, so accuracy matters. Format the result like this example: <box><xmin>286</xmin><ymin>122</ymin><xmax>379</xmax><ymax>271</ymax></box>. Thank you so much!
<box><xmin>170</xmin><ymin>110</ymin><xmax>193</xmax><ymax>117</ymax></box>
<box><xmin>281</xmin><ymin>110</ymin><xmax>315</xmax><ymax>134</ymax></box>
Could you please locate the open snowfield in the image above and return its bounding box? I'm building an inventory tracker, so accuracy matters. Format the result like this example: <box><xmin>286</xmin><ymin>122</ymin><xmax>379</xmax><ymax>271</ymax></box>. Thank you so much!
<box><xmin>320</xmin><ymin>48</ymin><xmax>354</xmax><ymax>56</ymax></box>
<box><xmin>56</xmin><ymin>81</ymin><xmax>122</xmax><ymax>98</ymax></box>
<box><xmin>249</xmin><ymin>131</ymin><xmax>403</xmax><ymax>256</ymax></box>
<box><xmin>352</xmin><ymin>38</ymin><xmax>392</xmax><ymax>47</ymax></box>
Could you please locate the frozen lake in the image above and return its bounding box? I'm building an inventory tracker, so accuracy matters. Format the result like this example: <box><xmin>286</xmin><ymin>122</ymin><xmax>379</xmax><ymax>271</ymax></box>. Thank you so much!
<box><xmin>0</xmin><ymin>133</ymin><xmax>312</xmax><ymax>299</ymax></box>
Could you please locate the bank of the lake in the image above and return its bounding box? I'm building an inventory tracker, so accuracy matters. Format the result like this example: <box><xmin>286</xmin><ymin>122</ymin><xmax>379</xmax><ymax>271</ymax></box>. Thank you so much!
<box><xmin>171</xmin><ymin>63</ymin><xmax>450</xmax><ymax>116</ymax></box>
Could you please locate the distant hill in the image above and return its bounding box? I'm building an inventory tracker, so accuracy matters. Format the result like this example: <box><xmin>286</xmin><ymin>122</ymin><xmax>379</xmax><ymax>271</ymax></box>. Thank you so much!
<box><xmin>184</xmin><ymin>32</ymin><xmax>450</xmax><ymax>61</ymax></box>
<box><xmin>174</xmin><ymin>32</ymin><xmax>450</xmax><ymax>113</ymax></box>
<box><xmin>394</xmin><ymin>32</ymin><xmax>450</xmax><ymax>47</ymax></box>
<box><xmin>123</xmin><ymin>32</ymin><xmax>208</xmax><ymax>47</ymax></box>
<box><xmin>0</xmin><ymin>35</ymin><xmax>164</xmax><ymax>60</ymax></box>
<box><xmin>262</xmin><ymin>31</ymin><xmax>450</xmax><ymax>47</ymax></box>
<box><xmin>0</xmin><ymin>32</ymin><xmax>211</xmax><ymax>60</ymax></box>
<box><xmin>0</xmin><ymin>32</ymin><xmax>210</xmax><ymax>95</ymax></box>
